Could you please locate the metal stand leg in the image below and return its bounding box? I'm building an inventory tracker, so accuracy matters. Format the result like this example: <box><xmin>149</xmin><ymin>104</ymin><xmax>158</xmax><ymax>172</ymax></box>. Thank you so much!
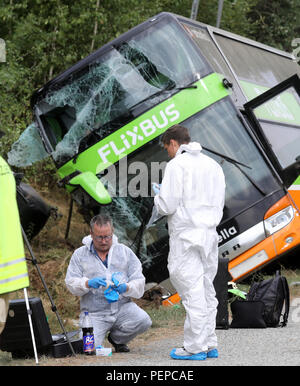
<box><xmin>23</xmin><ymin>288</ymin><xmax>39</xmax><ymax>365</ymax></box>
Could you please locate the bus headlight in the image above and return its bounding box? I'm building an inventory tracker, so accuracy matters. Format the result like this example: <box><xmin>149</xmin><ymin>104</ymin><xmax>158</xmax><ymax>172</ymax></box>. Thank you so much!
<box><xmin>264</xmin><ymin>205</ymin><xmax>294</xmax><ymax>236</ymax></box>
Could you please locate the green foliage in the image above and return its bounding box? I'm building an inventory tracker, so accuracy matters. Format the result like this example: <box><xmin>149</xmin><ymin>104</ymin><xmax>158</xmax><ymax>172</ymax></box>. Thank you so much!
<box><xmin>0</xmin><ymin>0</ymin><xmax>299</xmax><ymax>186</ymax></box>
<box><xmin>247</xmin><ymin>0</ymin><xmax>300</xmax><ymax>51</ymax></box>
<box><xmin>219</xmin><ymin>0</ymin><xmax>258</xmax><ymax>36</ymax></box>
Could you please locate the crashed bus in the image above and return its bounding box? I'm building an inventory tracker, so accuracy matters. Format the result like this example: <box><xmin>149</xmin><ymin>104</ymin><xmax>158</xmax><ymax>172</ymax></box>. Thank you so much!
<box><xmin>9</xmin><ymin>13</ymin><xmax>300</xmax><ymax>292</ymax></box>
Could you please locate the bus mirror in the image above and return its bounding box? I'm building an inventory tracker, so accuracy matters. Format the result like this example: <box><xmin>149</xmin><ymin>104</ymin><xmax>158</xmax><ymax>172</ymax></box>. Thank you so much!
<box><xmin>296</xmin><ymin>155</ymin><xmax>300</xmax><ymax>163</ymax></box>
<box><xmin>68</xmin><ymin>171</ymin><xmax>112</xmax><ymax>205</ymax></box>
<box><xmin>222</xmin><ymin>78</ymin><xmax>233</xmax><ymax>89</ymax></box>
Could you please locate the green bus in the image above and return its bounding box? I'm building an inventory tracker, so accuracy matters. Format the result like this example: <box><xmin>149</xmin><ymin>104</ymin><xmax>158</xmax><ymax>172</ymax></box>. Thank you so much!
<box><xmin>9</xmin><ymin>12</ymin><xmax>300</xmax><ymax>292</ymax></box>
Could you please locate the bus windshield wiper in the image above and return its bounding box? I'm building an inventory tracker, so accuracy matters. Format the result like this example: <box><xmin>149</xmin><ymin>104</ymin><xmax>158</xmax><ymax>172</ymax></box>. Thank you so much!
<box><xmin>202</xmin><ymin>145</ymin><xmax>266</xmax><ymax>196</ymax></box>
<box><xmin>79</xmin><ymin>81</ymin><xmax>198</xmax><ymax>151</ymax></box>
<box><xmin>129</xmin><ymin>82</ymin><xmax>197</xmax><ymax>113</ymax></box>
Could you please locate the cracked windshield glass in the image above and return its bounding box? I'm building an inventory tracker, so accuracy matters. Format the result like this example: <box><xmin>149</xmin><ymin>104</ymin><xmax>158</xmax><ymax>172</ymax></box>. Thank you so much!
<box><xmin>8</xmin><ymin>18</ymin><xmax>208</xmax><ymax>167</ymax></box>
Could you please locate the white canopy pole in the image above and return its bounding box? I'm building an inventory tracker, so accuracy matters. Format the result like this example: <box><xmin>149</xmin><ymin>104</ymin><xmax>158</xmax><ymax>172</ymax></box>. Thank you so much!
<box><xmin>23</xmin><ymin>288</ymin><xmax>39</xmax><ymax>365</ymax></box>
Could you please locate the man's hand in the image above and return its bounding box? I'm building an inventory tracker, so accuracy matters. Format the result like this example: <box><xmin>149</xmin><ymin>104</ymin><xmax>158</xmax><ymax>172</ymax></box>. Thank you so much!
<box><xmin>152</xmin><ymin>182</ymin><xmax>161</xmax><ymax>195</ymax></box>
<box><xmin>87</xmin><ymin>277</ymin><xmax>106</xmax><ymax>289</ymax></box>
<box><xmin>115</xmin><ymin>283</ymin><xmax>128</xmax><ymax>294</ymax></box>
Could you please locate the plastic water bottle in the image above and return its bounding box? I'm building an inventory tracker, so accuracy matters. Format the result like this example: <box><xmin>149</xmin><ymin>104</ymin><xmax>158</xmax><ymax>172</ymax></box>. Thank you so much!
<box><xmin>82</xmin><ymin>311</ymin><xmax>95</xmax><ymax>355</ymax></box>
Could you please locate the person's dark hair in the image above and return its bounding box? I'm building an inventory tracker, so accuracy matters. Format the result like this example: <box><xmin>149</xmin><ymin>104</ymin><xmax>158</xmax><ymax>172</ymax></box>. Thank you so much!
<box><xmin>90</xmin><ymin>214</ymin><xmax>113</xmax><ymax>231</ymax></box>
<box><xmin>161</xmin><ymin>125</ymin><xmax>191</xmax><ymax>145</ymax></box>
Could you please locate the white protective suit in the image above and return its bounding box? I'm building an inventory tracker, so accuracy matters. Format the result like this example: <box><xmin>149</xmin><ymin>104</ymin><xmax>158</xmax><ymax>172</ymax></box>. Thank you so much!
<box><xmin>65</xmin><ymin>235</ymin><xmax>152</xmax><ymax>346</ymax></box>
<box><xmin>154</xmin><ymin>141</ymin><xmax>225</xmax><ymax>353</ymax></box>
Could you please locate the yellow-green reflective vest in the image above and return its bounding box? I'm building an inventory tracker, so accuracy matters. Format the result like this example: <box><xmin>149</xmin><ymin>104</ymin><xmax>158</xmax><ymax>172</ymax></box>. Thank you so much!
<box><xmin>0</xmin><ymin>156</ymin><xmax>29</xmax><ymax>294</ymax></box>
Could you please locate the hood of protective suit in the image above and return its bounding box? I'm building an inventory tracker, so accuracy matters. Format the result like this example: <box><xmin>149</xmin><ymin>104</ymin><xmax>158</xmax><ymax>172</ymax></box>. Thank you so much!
<box><xmin>176</xmin><ymin>141</ymin><xmax>202</xmax><ymax>156</ymax></box>
<box><xmin>82</xmin><ymin>234</ymin><xmax>119</xmax><ymax>248</ymax></box>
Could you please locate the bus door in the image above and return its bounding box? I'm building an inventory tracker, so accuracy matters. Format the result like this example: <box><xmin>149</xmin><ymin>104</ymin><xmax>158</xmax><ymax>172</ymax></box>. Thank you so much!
<box><xmin>244</xmin><ymin>74</ymin><xmax>300</xmax><ymax>191</ymax></box>
<box><xmin>243</xmin><ymin>74</ymin><xmax>300</xmax><ymax>262</ymax></box>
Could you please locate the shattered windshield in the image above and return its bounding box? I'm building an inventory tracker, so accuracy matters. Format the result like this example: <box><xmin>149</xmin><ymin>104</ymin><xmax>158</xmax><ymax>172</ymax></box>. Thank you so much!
<box><xmin>9</xmin><ymin>17</ymin><xmax>209</xmax><ymax>168</ymax></box>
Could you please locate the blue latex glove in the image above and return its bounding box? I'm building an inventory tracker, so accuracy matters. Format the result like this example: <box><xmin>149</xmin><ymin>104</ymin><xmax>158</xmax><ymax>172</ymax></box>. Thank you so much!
<box><xmin>152</xmin><ymin>182</ymin><xmax>161</xmax><ymax>195</ymax></box>
<box><xmin>104</xmin><ymin>286</ymin><xmax>119</xmax><ymax>303</ymax></box>
<box><xmin>111</xmin><ymin>272</ymin><xmax>123</xmax><ymax>286</ymax></box>
<box><xmin>88</xmin><ymin>277</ymin><xmax>106</xmax><ymax>289</ymax></box>
<box><xmin>116</xmin><ymin>283</ymin><xmax>127</xmax><ymax>294</ymax></box>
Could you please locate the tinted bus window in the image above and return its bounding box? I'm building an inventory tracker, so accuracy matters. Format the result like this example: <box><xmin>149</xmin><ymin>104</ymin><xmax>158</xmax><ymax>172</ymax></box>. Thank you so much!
<box><xmin>215</xmin><ymin>34</ymin><xmax>300</xmax><ymax>88</ymax></box>
<box><xmin>252</xmin><ymin>86</ymin><xmax>300</xmax><ymax>169</ymax></box>
<box><xmin>180</xmin><ymin>98</ymin><xmax>280</xmax><ymax>218</ymax></box>
<box><xmin>181</xmin><ymin>22</ymin><xmax>246</xmax><ymax>105</ymax></box>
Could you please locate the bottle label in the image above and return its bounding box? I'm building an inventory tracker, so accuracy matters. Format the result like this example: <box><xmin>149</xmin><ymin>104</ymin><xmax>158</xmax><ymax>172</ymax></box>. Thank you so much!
<box><xmin>83</xmin><ymin>334</ymin><xmax>95</xmax><ymax>352</ymax></box>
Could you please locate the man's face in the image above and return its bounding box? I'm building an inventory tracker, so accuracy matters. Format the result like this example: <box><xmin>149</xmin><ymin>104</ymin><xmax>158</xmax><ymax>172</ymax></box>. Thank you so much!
<box><xmin>91</xmin><ymin>223</ymin><xmax>113</xmax><ymax>254</ymax></box>
<box><xmin>164</xmin><ymin>139</ymin><xmax>180</xmax><ymax>158</ymax></box>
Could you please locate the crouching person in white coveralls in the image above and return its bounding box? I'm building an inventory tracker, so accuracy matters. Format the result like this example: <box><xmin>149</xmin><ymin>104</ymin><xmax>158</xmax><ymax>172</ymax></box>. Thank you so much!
<box><xmin>65</xmin><ymin>214</ymin><xmax>152</xmax><ymax>352</ymax></box>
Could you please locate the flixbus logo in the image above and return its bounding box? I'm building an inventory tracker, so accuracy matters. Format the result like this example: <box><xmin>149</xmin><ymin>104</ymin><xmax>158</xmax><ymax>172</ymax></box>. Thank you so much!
<box><xmin>57</xmin><ymin>73</ymin><xmax>230</xmax><ymax>182</ymax></box>
<box><xmin>97</xmin><ymin>104</ymin><xmax>180</xmax><ymax>164</ymax></box>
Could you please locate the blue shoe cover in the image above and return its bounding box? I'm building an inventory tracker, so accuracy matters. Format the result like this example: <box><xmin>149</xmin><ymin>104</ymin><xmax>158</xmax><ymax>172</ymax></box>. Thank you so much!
<box><xmin>207</xmin><ymin>348</ymin><xmax>218</xmax><ymax>358</ymax></box>
<box><xmin>170</xmin><ymin>348</ymin><xmax>207</xmax><ymax>360</ymax></box>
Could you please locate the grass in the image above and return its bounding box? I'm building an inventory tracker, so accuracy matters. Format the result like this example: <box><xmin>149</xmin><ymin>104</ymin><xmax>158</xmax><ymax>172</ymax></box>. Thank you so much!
<box><xmin>146</xmin><ymin>304</ymin><xmax>186</xmax><ymax>328</ymax></box>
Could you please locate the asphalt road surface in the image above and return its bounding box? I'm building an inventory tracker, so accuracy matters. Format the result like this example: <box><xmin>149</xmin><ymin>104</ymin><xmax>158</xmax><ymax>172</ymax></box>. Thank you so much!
<box><xmin>91</xmin><ymin>304</ymin><xmax>300</xmax><ymax>367</ymax></box>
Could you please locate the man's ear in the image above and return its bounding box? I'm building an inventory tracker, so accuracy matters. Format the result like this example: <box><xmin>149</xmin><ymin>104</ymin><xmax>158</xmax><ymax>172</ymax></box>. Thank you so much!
<box><xmin>170</xmin><ymin>139</ymin><xmax>180</xmax><ymax>150</ymax></box>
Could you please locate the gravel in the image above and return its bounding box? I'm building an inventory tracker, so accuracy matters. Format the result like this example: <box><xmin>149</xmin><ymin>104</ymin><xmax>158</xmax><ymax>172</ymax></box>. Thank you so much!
<box><xmin>91</xmin><ymin>304</ymin><xmax>300</xmax><ymax>367</ymax></box>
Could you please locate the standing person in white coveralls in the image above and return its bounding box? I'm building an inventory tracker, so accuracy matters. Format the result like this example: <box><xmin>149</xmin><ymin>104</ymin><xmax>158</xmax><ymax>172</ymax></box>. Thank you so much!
<box><xmin>154</xmin><ymin>125</ymin><xmax>225</xmax><ymax>361</ymax></box>
<box><xmin>65</xmin><ymin>214</ymin><xmax>152</xmax><ymax>352</ymax></box>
